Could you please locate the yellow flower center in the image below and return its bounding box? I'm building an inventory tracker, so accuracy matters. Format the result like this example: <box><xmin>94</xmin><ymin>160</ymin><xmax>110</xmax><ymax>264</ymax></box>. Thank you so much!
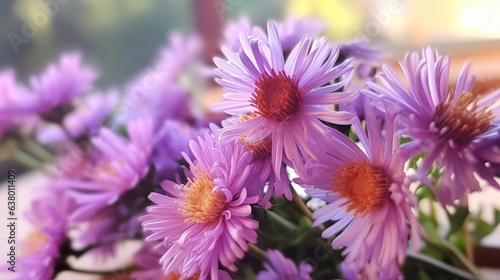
<box><xmin>331</xmin><ymin>161</ymin><xmax>391</xmax><ymax>216</ymax></box>
<box><xmin>180</xmin><ymin>169</ymin><xmax>226</xmax><ymax>223</ymax></box>
<box><xmin>20</xmin><ymin>229</ymin><xmax>48</xmax><ymax>256</ymax></box>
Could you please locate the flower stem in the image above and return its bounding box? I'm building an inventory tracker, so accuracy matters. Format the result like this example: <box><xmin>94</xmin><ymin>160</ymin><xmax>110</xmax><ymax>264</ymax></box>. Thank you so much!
<box><xmin>266</xmin><ymin>210</ymin><xmax>297</xmax><ymax>231</ymax></box>
<box><xmin>11</xmin><ymin>147</ymin><xmax>45</xmax><ymax>170</ymax></box>
<box><xmin>248</xmin><ymin>243</ymin><xmax>268</xmax><ymax>262</ymax></box>
<box><xmin>291</xmin><ymin>187</ymin><xmax>313</xmax><ymax>226</ymax></box>
<box><xmin>22</xmin><ymin>138</ymin><xmax>54</xmax><ymax>163</ymax></box>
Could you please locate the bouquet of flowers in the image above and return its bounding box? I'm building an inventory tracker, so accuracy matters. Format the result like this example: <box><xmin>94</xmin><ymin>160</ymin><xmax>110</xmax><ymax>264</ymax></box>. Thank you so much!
<box><xmin>1</xmin><ymin>17</ymin><xmax>499</xmax><ymax>280</ymax></box>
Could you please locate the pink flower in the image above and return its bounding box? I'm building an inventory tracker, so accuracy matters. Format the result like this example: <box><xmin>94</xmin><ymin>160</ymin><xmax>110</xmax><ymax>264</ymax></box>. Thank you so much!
<box><xmin>213</xmin><ymin>21</ymin><xmax>357</xmax><ymax>179</ymax></box>
<box><xmin>30</xmin><ymin>52</ymin><xmax>98</xmax><ymax>114</ymax></box>
<box><xmin>141</xmin><ymin>133</ymin><xmax>259</xmax><ymax>279</ymax></box>
<box><xmin>364</xmin><ymin>47</ymin><xmax>500</xmax><ymax>204</ymax></box>
<box><xmin>295</xmin><ymin>105</ymin><xmax>421</xmax><ymax>279</ymax></box>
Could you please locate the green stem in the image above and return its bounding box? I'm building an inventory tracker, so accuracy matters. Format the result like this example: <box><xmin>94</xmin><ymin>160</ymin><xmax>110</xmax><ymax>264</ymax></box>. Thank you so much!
<box><xmin>11</xmin><ymin>148</ymin><xmax>44</xmax><ymax>170</ymax></box>
<box><xmin>406</xmin><ymin>251</ymin><xmax>477</xmax><ymax>280</ymax></box>
<box><xmin>248</xmin><ymin>243</ymin><xmax>268</xmax><ymax>262</ymax></box>
<box><xmin>291</xmin><ymin>187</ymin><xmax>313</xmax><ymax>226</ymax></box>
<box><xmin>22</xmin><ymin>138</ymin><xmax>54</xmax><ymax>163</ymax></box>
<box><xmin>266</xmin><ymin>210</ymin><xmax>297</xmax><ymax>231</ymax></box>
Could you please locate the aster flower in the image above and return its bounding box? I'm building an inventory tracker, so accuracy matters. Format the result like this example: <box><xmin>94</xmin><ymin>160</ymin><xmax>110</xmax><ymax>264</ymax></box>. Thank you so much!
<box><xmin>14</xmin><ymin>189</ymin><xmax>70</xmax><ymax>280</ymax></box>
<box><xmin>30</xmin><ymin>52</ymin><xmax>98</xmax><ymax>115</ymax></box>
<box><xmin>34</xmin><ymin>91</ymin><xmax>118</xmax><ymax>144</ymax></box>
<box><xmin>256</xmin><ymin>250</ymin><xmax>312</xmax><ymax>280</ymax></box>
<box><xmin>62</xmin><ymin>118</ymin><xmax>153</xmax><ymax>222</ymax></box>
<box><xmin>0</xmin><ymin>69</ymin><xmax>36</xmax><ymax>138</ymax></box>
<box><xmin>213</xmin><ymin>21</ymin><xmax>357</xmax><ymax>178</ymax></box>
<box><xmin>63</xmin><ymin>90</ymin><xmax>118</xmax><ymax>138</ymax></box>
<box><xmin>141</xmin><ymin>133</ymin><xmax>259</xmax><ymax>279</ymax></box>
<box><xmin>364</xmin><ymin>47</ymin><xmax>500</xmax><ymax>204</ymax></box>
<box><xmin>295</xmin><ymin>105</ymin><xmax>421</xmax><ymax>279</ymax></box>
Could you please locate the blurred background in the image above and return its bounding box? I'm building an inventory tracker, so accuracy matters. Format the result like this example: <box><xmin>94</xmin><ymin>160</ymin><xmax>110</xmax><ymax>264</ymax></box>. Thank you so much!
<box><xmin>1</xmin><ymin>0</ymin><xmax>500</xmax><ymax>88</ymax></box>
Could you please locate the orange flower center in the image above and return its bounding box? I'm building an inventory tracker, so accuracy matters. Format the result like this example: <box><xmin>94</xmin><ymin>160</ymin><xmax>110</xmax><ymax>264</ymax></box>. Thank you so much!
<box><xmin>20</xmin><ymin>229</ymin><xmax>49</xmax><ymax>256</ymax></box>
<box><xmin>180</xmin><ymin>169</ymin><xmax>226</xmax><ymax>223</ymax></box>
<box><xmin>331</xmin><ymin>161</ymin><xmax>391</xmax><ymax>216</ymax></box>
<box><xmin>239</xmin><ymin>113</ymin><xmax>272</xmax><ymax>160</ymax></box>
<box><xmin>433</xmin><ymin>91</ymin><xmax>493</xmax><ymax>149</ymax></box>
<box><xmin>251</xmin><ymin>71</ymin><xmax>302</xmax><ymax>122</ymax></box>
<box><xmin>166</xmin><ymin>272</ymin><xmax>200</xmax><ymax>280</ymax></box>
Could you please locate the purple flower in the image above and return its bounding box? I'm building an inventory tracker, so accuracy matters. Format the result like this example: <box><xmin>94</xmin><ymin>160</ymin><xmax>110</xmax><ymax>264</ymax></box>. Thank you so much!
<box><xmin>141</xmin><ymin>133</ymin><xmax>259</xmax><ymax>279</ymax></box>
<box><xmin>15</xmin><ymin>189</ymin><xmax>70</xmax><ymax>280</ymax></box>
<box><xmin>63</xmin><ymin>90</ymin><xmax>118</xmax><ymax>138</ymax></box>
<box><xmin>213</xmin><ymin>21</ymin><xmax>357</xmax><ymax>179</ymax></box>
<box><xmin>34</xmin><ymin>91</ymin><xmax>118</xmax><ymax>145</ymax></box>
<box><xmin>62</xmin><ymin>118</ymin><xmax>153</xmax><ymax>222</ymax></box>
<box><xmin>30</xmin><ymin>52</ymin><xmax>98</xmax><ymax>114</ymax></box>
<box><xmin>256</xmin><ymin>250</ymin><xmax>312</xmax><ymax>280</ymax></box>
<box><xmin>364</xmin><ymin>47</ymin><xmax>500</xmax><ymax>204</ymax></box>
<box><xmin>151</xmin><ymin>120</ymin><xmax>202</xmax><ymax>180</ymax></box>
<box><xmin>295</xmin><ymin>106</ymin><xmax>421</xmax><ymax>279</ymax></box>
<box><xmin>0</xmin><ymin>69</ymin><xmax>36</xmax><ymax>138</ymax></box>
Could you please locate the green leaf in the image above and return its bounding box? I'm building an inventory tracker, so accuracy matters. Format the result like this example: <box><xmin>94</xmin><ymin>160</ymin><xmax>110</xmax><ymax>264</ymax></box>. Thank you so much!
<box><xmin>446</xmin><ymin>206</ymin><xmax>469</xmax><ymax>238</ymax></box>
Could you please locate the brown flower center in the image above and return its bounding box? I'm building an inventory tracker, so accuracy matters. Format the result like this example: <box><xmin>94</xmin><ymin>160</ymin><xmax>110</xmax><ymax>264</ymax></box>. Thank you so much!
<box><xmin>331</xmin><ymin>161</ymin><xmax>391</xmax><ymax>216</ymax></box>
<box><xmin>433</xmin><ymin>91</ymin><xmax>493</xmax><ymax>149</ymax></box>
<box><xmin>180</xmin><ymin>169</ymin><xmax>226</xmax><ymax>223</ymax></box>
<box><xmin>251</xmin><ymin>71</ymin><xmax>302</xmax><ymax>122</ymax></box>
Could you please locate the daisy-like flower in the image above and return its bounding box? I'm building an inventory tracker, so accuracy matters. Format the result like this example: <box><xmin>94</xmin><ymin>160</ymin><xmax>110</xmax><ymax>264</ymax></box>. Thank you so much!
<box><xmin>0</xmin><ymin>69</ymin><xmax>36</xmax><ymax>138</ymax></box>
<box><xmin>62</xmin><ymin>118</ymin><xmax>153</xmax><ymax>222</ymax></box>
<box><xmin>364</xmin><ymin>47</ymin><xmax>500</xmax><ymax>204</ymax></box>
<box><xmin>213</xmin><ymin>21</ymin><xmax>357</xmax><ymax>178</ymax></box>
<box><xmin>30</xmin><ymin>52</ymin><xmax>97</xmax><ymax>116</ymax></box>
<box><xmin>63</xmin><ymin>90</ymin><xmax>118</xmax><ymax>138</ymax></box>
<box><xmin>256</xmin><ymin>250</ymin><xmax>312</xmax><ymax>280</ymax></box>
<box><xmin>14</xmin><ymin>189</ymin><xmax>70</xmax><ymax>280</ymax></box>
<box><xmin>141</xmin><ymin>133</ymin><xmax>259</xmax><ymax>279</ymax></box>
<box><xmin>295</xmin><ymin>105</ymin><xmax>421</xmax><ymax>279</ymax></box>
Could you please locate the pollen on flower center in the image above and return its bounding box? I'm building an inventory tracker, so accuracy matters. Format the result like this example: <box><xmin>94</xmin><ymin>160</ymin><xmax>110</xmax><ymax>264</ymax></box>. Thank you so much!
<box><xmin>251</xmin><ymin>70</ymin><xmax>302</xmax><ymax>122</ymax></box>
<box><xmin>433</xmin><ymin>91</ymin><xmax>493</xmax><ymax>149</ymax></box>
<box><xmin>20</xmin><ymin>229</ymin><xmax>48</xmax><ymax>256</ymax></box>
<box><xmin>331</xmin><ymin>161</ymin><xmax>391</xmax><ymax>216</ymax></box>
<box><xmin>239</xmin><ymin>113</ymin><xmax>272</xmax><ymax>160</ymax></box>
<box><xmin>165</xmin><ymin>272</ymin><xmax>200</xmax><ymax>280</ymax></box>
<box><xmin>180</xmin><ymin>169</ymin><xmax>226</xmax><ymax>223</ymax></box>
